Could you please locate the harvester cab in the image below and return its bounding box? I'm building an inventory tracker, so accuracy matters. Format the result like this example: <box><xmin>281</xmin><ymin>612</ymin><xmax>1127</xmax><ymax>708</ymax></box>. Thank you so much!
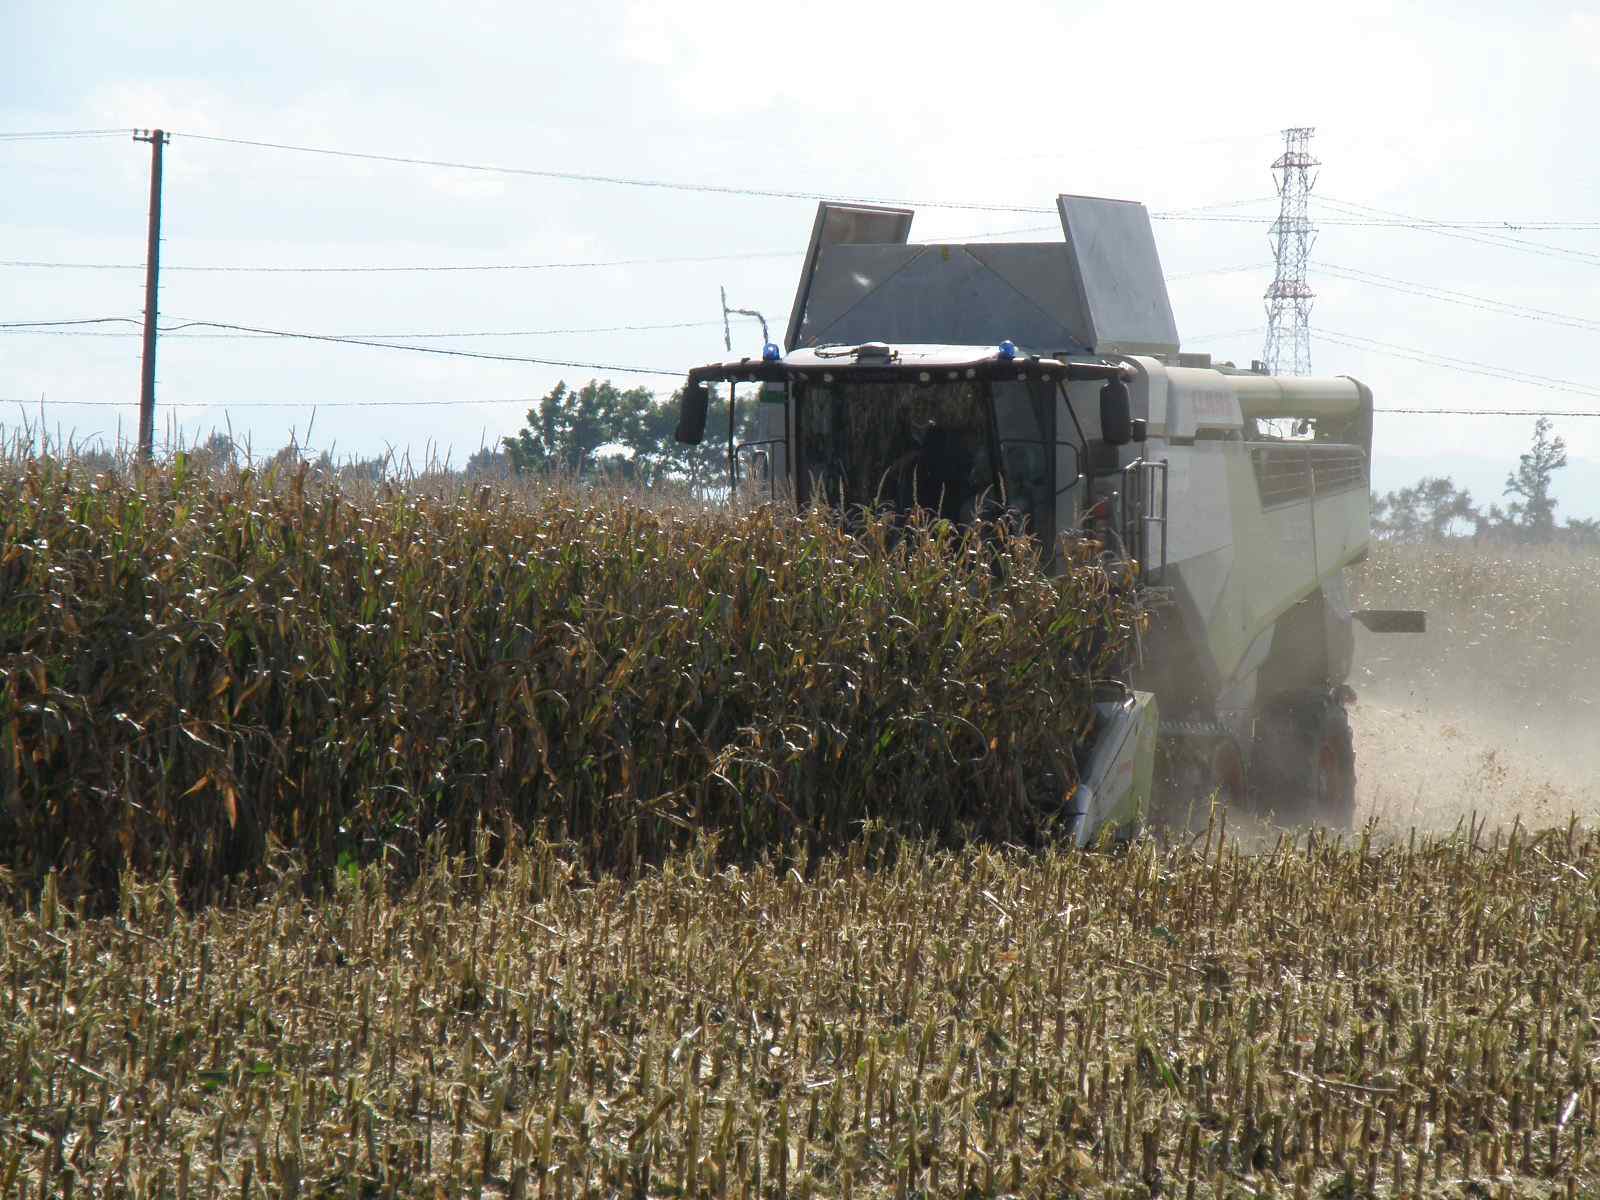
<box><xmin>677</xmin><ymin>194</ymin><xmax>1423</xmax><ymax>842</ymax></box>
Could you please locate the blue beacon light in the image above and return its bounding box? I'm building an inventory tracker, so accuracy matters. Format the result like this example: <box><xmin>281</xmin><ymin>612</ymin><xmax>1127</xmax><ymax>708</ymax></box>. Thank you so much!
<box><xmin>997</xmin><ymin>340</ymin><xmax>1017</xmax><ymax>360</ymax></box>
<box><xmin>762</xmin><ymin>343</ymin><xmax>782</xmax><ymax>362</ymax></box>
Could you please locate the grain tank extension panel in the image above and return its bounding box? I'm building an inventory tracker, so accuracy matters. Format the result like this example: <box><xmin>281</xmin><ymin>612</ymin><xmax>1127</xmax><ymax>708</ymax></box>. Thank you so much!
<box><xmin>785</xmin><ymin>196</ymin><xmax>1180</xmax><ymax>357</ymax></box>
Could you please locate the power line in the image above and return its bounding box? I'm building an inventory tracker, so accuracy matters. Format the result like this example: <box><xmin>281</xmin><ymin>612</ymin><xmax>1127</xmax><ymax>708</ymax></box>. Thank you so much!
<box><xmin>1320</xmin><ymin>327</ymin><xmax>1600</xmax><ymax>389</ymax></box>
<box><xmin>0</xmin><ymin>250</ymin><xmax>803</xmax><ymax>274</ymax></box>
<box><xmin>28</xmin><ymin>396</ymin><xmax>1599</xmax><ymax>417</ymax></box>
<box><xmin>20</xmin><ymin>317</ymin><xmax>1600</xmax><ymax>415</ymax></box>
<box><xmin>1316</xmin><ymin>327</ymin><xmax>1600</xmax><ymax>402</ymax></box>
<box><xmin>0</xmin><ymin>261</ymin><xmax>146</xmax><ymax>271</ymax></box>
<box><xmin>1</xmin><ymin>316</ymin><xmax>732</xmax><ymax>339</ymax></box>
<box><xmin>15</xmin><ymin>320</ymin><xmax>1600</xmax><ymax>412</ymax></box>
<box><xmin>10</xmin><ymin>128</ymin><xmax>1600</xmax><ymax>234</ymax></box>
<box><xmin>1164</xmin><ymin>213</ymin><xmax>1600</xmax><ymax>230</ymax></box>
<box><xmin>1185</xmin><ymin>326</ymin><xmax>1265</xmax><ymax>343</ymax></box>
<box><xmin>911</xmin><ymin>224</ymin><xmax>1055</xmax><ymax>242</ymax></box>
<box><xmin>196</xmin><ymin>131</ymin><xmax>1576</xmax><ymax>229</ymax></box>
<box><xmin>1316</xmin><ymin>196</ymin><xmax>1600</xmax><ymax>267</ymax></box>
<box><xmin>0</xmin><ymin>129</ymin><xmax>129</xmax><ymax>141</ymax></box>
<box><xmin>1375</xmin><ymin>407</ymin><xmax>1600</xmax><ymax>417</ymax></box>
<box><xmin>1169</xmin><ymin>196</ymin><xmax>1284</xmax><ymax>212</ymax></box>
<box><xmin>15</xmin><ymin>319</ymin><xmax>1600</xmax><ymax>416</ymax></box>
<box><xmin>1316</xmin><ymin>262</ymin><xmax>1600</xmax><ymax>333</ymax></box>
<box><xmin>7</xmin><ymin>312</ymin><xmax>1261</xmax><ymax>349</ymax></box>
<box><xmin>1319</xmin><ymin>194</ymin><xmax>1600</xmax><ymax>240</ymax></box>
<box><xmin>0</xmin><ymin>253</ymin><xmax>1276</xmax><ymax>278</ymax></box>
<box><xmin>177</xmin><ymin>131</ymin><xmax>1066</xmax><ymax>215</ymax></box>
<box><xmin>915</xmin><ymin>199</ymin><xmax>1284</xmax><ymax>243</ymax></box>
<box><xmin>7</xmin><ymin>220</ymin><xmax>1591</xmax><ymax>276</ymax></box>
<box><xmin>0</xmin><ymin>317</ymin><xmax>139</xmax><ymax>329</ymax></box>
<box><xmin>0</xmin><ymin>202</ymin><xmax>1261</xmax><ymax>280</ymax></box>
<box><xmin>1168</xmin><ymin>263</ymin><xmax>1271</xmax><ymax>281</ymax></box>
<box><xmin>13</xmin><ymin>395</ymin><xmax>550</xmax><ymax>410</ymax></box>
<box><xmin>143</xmin><ymin>318</ymin><xmax>681</xmax><ymax>375</ymax></box>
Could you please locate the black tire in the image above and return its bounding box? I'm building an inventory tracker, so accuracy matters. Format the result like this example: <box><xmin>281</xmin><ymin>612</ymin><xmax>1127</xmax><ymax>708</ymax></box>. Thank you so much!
<box><xmin>1252</xmin><ymin>695</ymin><xmax>1356</xmax><ymax>828</ymax></box>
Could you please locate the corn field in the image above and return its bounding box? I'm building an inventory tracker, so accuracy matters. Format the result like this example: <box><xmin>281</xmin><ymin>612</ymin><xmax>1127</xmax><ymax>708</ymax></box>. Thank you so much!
<box><xmin>5</xmin><ymin>459</ymin><xmax>1599</xmax><ymax>1197</ymax></box>
<box><xmin>0</xmin><ymin>457</ymin><xmax>1130</xmax><ymax>910</ymax></box>
<box><xmin>4</xmin><ymin>824</ymin><xmax>1599</xmax><ymax>1198</ymax></box>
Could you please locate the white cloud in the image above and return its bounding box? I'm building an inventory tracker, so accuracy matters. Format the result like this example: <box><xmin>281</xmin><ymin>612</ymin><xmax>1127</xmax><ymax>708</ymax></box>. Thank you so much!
<box><xmin>5</xmin><ymin>0</ymin><xmax>1599</xmax><ymax>471</ymax></box>
<box><xmin>1571</xmin><ymin>10</ymin><xmax>1600</xmax><ymax>64</ymax></box>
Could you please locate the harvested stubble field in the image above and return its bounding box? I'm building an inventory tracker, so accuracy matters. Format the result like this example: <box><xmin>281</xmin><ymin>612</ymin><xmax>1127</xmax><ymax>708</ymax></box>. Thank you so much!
<box><xmin>5</xmin><ymin>827</ymin><xmax>1600</xmax><ymax>1198</ymax></box>
<box><xmin>5</xmin><ymin>461</ymin><xmax>1600</xmax><ymax>1198</ymax></box>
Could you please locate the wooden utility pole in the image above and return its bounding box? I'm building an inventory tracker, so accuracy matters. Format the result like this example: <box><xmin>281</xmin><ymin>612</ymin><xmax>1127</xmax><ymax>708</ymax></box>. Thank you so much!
<box><xmin>133</xmin><ymin>129</ymin><xmax>168</xmax><ymax>459</ymax></box>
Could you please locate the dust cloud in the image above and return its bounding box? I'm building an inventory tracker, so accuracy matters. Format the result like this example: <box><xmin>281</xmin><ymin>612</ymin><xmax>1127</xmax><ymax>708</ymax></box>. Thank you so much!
<box><xmin>1350</xmin><ymin>681</ymin><xmax>1600</xmax><ymax>832</ymax></box>
<box><xmin>1349</xmin><ymin>544</ymin><xmax>1600</xmax><ymax>833</ymax></box>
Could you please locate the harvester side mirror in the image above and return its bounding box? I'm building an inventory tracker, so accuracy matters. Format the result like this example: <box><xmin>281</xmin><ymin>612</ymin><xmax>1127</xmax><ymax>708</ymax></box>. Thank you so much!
<box><xmin>676</xmin><ymin>380</ymin><xmax>710</xmax><ymax>445</ymax></box>
<box><xmin>1130</xmin><ymin>418</ymin><xmax>1148</xmax><ymax>444</ymax></box>
<box><xmin>1100</xmin><ymin>379</ymin><xmax>1132</xmax><ymax>446</ymax></box>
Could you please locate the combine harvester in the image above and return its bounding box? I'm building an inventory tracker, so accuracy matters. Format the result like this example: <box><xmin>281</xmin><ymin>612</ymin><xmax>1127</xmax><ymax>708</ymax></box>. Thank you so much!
<box><xmin>676</xmin><ymin>197</ymin><xmax>1422</xmax><ymax>841</ymax></box>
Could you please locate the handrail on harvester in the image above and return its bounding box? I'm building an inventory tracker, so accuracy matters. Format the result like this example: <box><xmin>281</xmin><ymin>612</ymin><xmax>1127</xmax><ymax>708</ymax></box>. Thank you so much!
<box><xmin>1120</xmin><ymin>457</ymin><xmax>1169</xmax><ymax>587</ymax></box>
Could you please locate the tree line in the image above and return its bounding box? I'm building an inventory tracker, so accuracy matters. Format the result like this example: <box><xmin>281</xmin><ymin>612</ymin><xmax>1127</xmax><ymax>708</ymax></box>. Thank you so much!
<box><xmin>72</xmin><ymin>380</ymin><xmax>756</xmax><ymax>491</ymax></box>
<box><xmin>472</xmin><ymin>380</ymin><xmax>754</xmax><ymax>487</ymax></box>
<box><xmin>63</xmin><ymin>382</ymin><xmax>1595</xmax><ymax>549</ymax></box>
<box><xmin>1373</xmin><ymin>417</ymin><xmax>1598</xmax><ymax>546</ymax></box>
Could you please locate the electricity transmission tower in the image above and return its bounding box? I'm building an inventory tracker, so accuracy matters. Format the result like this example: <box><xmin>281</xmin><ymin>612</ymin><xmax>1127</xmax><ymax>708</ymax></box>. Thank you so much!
<box><xmin>1262</xmin><ymin>127</ymin><xmax>1318</xmax><ymax>376</ymax></box>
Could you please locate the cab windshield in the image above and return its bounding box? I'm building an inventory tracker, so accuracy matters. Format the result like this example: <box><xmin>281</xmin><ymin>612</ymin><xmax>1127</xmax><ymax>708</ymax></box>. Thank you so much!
<box><xmin>793</xmin><ymin>376</ymin><xmax>1056</xmax><ymax>540</ymax></box>
<box><xmin>795</xmin><ymin>378</ymin><xmax>992</xmax><ymax>520</ymax></box>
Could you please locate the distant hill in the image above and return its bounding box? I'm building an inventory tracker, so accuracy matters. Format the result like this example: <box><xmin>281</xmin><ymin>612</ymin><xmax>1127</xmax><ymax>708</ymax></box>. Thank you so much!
<box><xmin>1371</xmin><ymin>453</ymin><xmax>1600</xmax><ymax>524</ymax></box>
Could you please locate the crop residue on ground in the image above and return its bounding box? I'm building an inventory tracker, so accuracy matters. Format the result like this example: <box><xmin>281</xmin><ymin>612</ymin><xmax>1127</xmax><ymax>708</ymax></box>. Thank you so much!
<box><xmin>4</xmin><ymin>826</ymin><xmax>1599</xmax><ymax>1198</ymax></box>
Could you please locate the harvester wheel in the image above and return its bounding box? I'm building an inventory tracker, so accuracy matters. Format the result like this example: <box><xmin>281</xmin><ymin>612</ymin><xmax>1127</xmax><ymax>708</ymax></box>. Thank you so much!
<box><xmin>1253</xmin><ymin>695</ymin><xmax>1356</xmax><ymax>828</ymax></box>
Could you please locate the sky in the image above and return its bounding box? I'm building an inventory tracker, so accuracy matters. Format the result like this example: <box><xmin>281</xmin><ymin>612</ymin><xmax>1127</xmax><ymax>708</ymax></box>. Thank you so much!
<box><xmin>4</xmin><ymin>0</ymin><xmax>1599</xmax><ymax>517</ymax></box>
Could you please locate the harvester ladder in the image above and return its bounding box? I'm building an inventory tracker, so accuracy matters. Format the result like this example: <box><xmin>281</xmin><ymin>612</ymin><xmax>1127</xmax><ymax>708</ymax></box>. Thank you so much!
<box><xmin>1121</xmin><ymin>458</ymin><xmax>1169</xmax><ymax>587</ymax></box>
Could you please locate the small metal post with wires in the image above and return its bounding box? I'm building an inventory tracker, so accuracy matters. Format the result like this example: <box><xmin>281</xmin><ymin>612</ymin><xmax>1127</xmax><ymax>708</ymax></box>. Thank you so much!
<box><xmin>1262</xmin><ymin>127</ymin><xmax>1318</xmax><ymax>377</ymax></box>
<box><xmin>133</xmin><ymin>128</ymin><xmax>169</xmax><ymax>458</ymax></box>
<box><xmin>719</xmin><ymin>287</ymin><xmax>771</xmax><ymax>494</ymax></box>
<box><xmin>720</xmin><ymin>286</ymin><xmax>770</xmax><ymax>352</ymax></box>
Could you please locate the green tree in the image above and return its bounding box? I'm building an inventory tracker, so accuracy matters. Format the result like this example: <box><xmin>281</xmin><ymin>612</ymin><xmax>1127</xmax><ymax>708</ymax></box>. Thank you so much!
<box><xmin>191</xmin><ymin>432</ymin><xmax>238</xmax><ymax>471</ymax></box>
<box><xmin>1372</xmin><ymin>476</ymin><xmax>1479</xmax><ymax>541</ymax></box>
<box><xmin>503</xmin><ymin>380</ymin><xmax>655</xmax><ymax>476</ymax></box>
<box><xmin>463</xmin><ymin>444</ymin><xmax>510</xmax><ymax>478</ymax></box>
<box><xmin>1502</xmin><ymin>416</ymin><xmax>1567</xmax><ymax>541</ymax></box>
<box><xmin>503</xmin><ymin>379</ymin><xmax>758</xmax><ymax>489</ymax></box>
<box><xmin>634</xmin><ymin>386</ymin><xmax>759</xmax><ymax>486</ymax></box>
